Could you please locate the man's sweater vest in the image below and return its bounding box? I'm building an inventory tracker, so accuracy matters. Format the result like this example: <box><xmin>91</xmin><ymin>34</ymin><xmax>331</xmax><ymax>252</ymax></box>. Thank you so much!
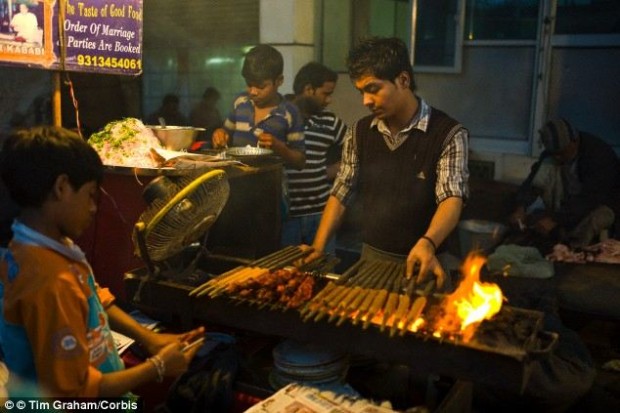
<box><xmin>355</xmin><ymin>108</ymin><xmax>460</xmax><ymax>255</ymax></box>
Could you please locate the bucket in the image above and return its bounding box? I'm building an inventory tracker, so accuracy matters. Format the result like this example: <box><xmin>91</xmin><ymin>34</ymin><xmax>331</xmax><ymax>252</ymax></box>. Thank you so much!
<box><xmin>458</xmin><ymin>219</ymin><xmax>507</xmax><ymax>257</ymax></box>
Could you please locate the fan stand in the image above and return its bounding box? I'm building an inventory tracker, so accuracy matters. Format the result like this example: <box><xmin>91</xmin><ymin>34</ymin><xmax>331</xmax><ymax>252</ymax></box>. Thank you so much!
<box><xmin>131</xmin><ymin>169</ymin><xmax>230</xmax><ymax>303</ymax></box>
<box><xmin>133</xmin><ymin>221</ymin><xmax>159</xmax><ymax>303</ymax></box>
<box><xmin>132</xmin><ymin>220</ymin><xmax>214</xmax><ymax>303</ymax></box>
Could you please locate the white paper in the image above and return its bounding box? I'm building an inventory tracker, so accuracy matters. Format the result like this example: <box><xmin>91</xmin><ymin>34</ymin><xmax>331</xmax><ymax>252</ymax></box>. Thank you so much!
<box><xmin>112</xmin><ymin>311</ymin><xmax>159</xmax><ymax>355</ymax></box>
<box><xmin>244</xmin><ymin>383</ymin><xmax>397</xmax><ymax>413</ymax></box>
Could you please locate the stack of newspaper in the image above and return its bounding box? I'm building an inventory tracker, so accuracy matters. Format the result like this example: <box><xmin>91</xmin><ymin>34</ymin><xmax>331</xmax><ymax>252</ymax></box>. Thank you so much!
<box><xmin>244</xmin><ymin>383</ymin><xmax>397</xmax><ymax>413</ymax></box>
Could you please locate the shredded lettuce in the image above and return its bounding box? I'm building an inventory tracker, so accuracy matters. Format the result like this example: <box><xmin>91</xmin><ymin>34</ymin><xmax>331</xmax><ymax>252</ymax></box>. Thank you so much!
<box><xmin>88</xmin><ymin>118</ymin><xmax>163</xmax><ymax>167</ymax></box>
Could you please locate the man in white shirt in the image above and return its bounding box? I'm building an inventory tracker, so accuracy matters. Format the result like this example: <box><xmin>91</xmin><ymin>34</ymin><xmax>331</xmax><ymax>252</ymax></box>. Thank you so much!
<box><xmin>10</xmin><ymin>4</ymin><xmax>38</xmax><ymax>43</ymax></box>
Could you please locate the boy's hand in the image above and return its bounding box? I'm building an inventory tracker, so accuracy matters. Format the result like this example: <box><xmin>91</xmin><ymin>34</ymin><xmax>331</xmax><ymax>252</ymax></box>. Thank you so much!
<box><xmin>144</xmin><ymin>326</ymin><xmax>205</xmax><ymax>356</ymax></box>
<box><xmin>257</xmin><ymin>132</ymin><xmax>278</xmax><ymax>149</ymax></box>
<box><xmin>258</xmin><ymin>133</ymin><xmax>305</xmax><ymax>169</ymax></box>
<box><xmin>155</xmin><ymin>340</ymin><xmax>201</xmax><ymax>379</ymax></box>
<box><xmin>212</xmin><ymin>128</ymin><xmax>229</xmax><ymax>148</ymax></box>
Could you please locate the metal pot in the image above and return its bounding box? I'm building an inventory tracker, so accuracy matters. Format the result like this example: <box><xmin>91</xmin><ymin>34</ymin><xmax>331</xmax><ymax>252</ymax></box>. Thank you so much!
<box><xmin>148</xmin><ymin>126</ymin><xmax>205</xmax><ymax>151</ymax></box>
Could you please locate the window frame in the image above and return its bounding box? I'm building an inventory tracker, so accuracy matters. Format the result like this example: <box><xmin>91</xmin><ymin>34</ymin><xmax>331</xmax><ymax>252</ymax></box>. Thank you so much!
<box><xmin>411</xmin><ymin>0</ymin><xmax>466</xmax><ymax>74</ymax></box>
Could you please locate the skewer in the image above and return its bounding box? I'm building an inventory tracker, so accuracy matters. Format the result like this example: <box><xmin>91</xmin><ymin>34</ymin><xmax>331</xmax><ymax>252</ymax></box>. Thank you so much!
<box><xmin>313</xmin><ymin>261</ymin><xmax>367</xmax><ymax>322</ymax></box>
<box><xmin>335</xmin><ymin>260</ymin><xmax>383</xmax><ymax>326</ymax></box>
<box><xmin>380</xmin><ymin>263</ymin><xmax>404</xmax><ymax>331</ymax></box>
<box><xmin>268</xmin><ymin>249</ymin><xmax>312</xmax><ymax>270</ymax></box>
<box><xmin>189</xmin><ymin>265</ymin><xmax>244</xmax><ymax>297</ymax></box>
<box><xmin>389</xmin><ymin>294</ymin><xmax>411</xmax><ymax>337</ymax></box>
<box><xmin>300</xmin><ymin>280</ymin><xmax>335</xmax><ymax>317</ymax></box>
<box><xmin>404</xmin><ymin>262</ymin><xmax>421</xmax><ymax>298</ymax></box>
<box><xmin>398</xmin><ymin>279</ymin><xmax>434</xmax><ymax>336</ymax></box>
<box><xmin>254</xmin><ymin>246</ymin><xmax>301</xmax><ymax>268</ymax></box>
<box><xmin>361</xmin><ymin>261</ymin><xmax>394</xmax><ymax>329</ymax></box>
<box><xmin>399</xmin><ymin>296</ymin><xmax>428</xmax><ymax>336</ymax></box>
<box><xmin>352</xmin><ymin>261</ymin><xmax>392</xmax><ymax>325</ymax></box>
<box><xmin>328</xmin><ymin>286</ymin><xmax>362</xmax><ymax>323</ymax></box>
<box><xmin>334</xmin><ymin>258</ymin><xmax>366</xmax><ymax>285</ymax></box>
<box><xmin>251</xmin><ymin>246</ymin><xmax>297</xmax><ymax>267</ymax></box>
<box><xmin>337</xmin><ymin>260</ymin><xmax>388</xmax><ymax>325</ymax></box>
<box><xmin>208</xmin><ymin>267</ymin><xmax>270</xmax><ymax>297</ymax></box>
<box><xmin>388</xmin><ymin>264</ymin><xmax>410</xmax><ymax>334</ymax></box>
<box><xmin>302</xmin><ymin>260</ymin><xmax>364</xmax><ymax>321</ymax></box>
<box><xmin>182</xmin><ymin>337</ymin><xmax>206</xmax><ymax>352</ymax></box>
<box><xmin>205</xmin><ymin>267</ymin><xmax>256</xmax><ymax>297</ymax></box>
<box><xmin>318</xmin><ymin>260</ymin><xmax>374</xmax><ymax>321</ymax></box>
<box><xmin>414</xmin><ymin>279</ymin><xmax>436</xmax><ymax>298</ymax></box>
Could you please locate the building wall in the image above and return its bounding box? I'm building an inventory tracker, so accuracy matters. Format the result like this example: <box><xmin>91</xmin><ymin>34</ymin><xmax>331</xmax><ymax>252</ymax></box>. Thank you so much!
<box><xmin>1</xmin><ymin>0</ymin><xmax>617</xmax><ymax>189</ymax></box>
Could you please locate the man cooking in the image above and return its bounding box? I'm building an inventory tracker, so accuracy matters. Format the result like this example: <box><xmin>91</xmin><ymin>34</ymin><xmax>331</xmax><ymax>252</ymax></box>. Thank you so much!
<box><xmin>308</xmin><ymin>37</ymin><xmax>469</xmax><ymax>288</ymax></box>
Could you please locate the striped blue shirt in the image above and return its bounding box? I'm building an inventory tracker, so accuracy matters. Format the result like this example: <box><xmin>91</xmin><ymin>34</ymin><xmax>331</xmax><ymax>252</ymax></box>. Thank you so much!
<box><xmin>223</xmin><ymin>92</ymin><xmax>305</xmax><ymax>153</ymax></box>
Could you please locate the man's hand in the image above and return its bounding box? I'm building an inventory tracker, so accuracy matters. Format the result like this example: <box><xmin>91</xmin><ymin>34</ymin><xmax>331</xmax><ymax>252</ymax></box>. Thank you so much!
<box><xmin>212</xmin><ymin>128</ymin><xmax>229</xmax><ymax>148</ymax></box>
<box><xmin>406</xmin><ymin>238</ymin><xmax>445</xmax><ymax>289</ymax></box>
<box><xmin>299</xmin><ymin>244</ymin><xmax>321</xmax><ymax>266</ymax></box>
<box><xmin>533</xmin><ymin>216</ymin><xmax>558</xmax><ymax>236</ymax></box>
<box><xmin>509</xmin><ymin>206</ymin><xmax>527</xmax><ymax>231</ymax></box>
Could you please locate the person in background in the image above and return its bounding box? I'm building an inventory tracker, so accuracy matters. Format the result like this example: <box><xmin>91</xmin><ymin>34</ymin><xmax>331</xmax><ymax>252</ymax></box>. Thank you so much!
<box><xmin>281</xmin><ymin>62</ymin><xmax>347</xmax><ymax>252</ymax></box>
<box><xmin>509</xmin><ymin>118</ymin><xmax>620</xmax><ymax>249</ymax></box>
<box><xmin>308</xmin><ymin>37</ymin><xmax>469</xmax><ymax>288</ymax></box>
<box><xmin>0</xmin><ymin>127</ymin><xmax>204</xmax><ymax>397</ymax></box>
<box><xmin>190</xmin><ymin>86</ymin><xmax>223</xmax><ymax>141</ymax></box>
<box><xmin>211</xmin><ymin>44</ymin><xmax>305</xmax><ymax>170</ymax></box>
<box><xmin>147</xmin><ymin>94</ymin><xmax>188</xmax><ymax>127</ymax></box>
<box><xmin>10</xmin><ymin>4</ymin><xmax>38</xmax><ymax>43</ymax></box>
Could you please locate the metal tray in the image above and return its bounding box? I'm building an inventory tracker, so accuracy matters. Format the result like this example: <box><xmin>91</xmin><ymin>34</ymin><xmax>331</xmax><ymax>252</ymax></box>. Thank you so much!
<box><xmin>226</xmin><ymin>147</ymin><xmax>274</xmax><ymax>157</ymax></box>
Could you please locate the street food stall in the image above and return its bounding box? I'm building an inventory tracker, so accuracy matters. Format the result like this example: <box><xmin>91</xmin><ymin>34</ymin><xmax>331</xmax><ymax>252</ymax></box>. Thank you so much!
<box><xmin>59</xmin><ymin>115</ymin><xmax>562</xmax><ymax>411</ymax></box>
<box><xmin>3</xmin><ymin>2</ymin><xmax>616</xmax><ymax>411</ymax></box>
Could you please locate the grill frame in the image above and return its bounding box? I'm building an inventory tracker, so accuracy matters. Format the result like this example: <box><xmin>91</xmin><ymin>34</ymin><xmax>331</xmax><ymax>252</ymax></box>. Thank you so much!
<box><xmin>125</xmin><ymin>266</ymin><xmax>557</xmax><ymax>394</ymax></box>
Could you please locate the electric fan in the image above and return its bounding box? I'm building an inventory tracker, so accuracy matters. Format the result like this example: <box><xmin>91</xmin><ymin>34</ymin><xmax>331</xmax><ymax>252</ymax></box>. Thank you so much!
<box><xmin>132</xmin><ymin>169</ymin><xmax>230</xmax><ymax>301</ymax></box>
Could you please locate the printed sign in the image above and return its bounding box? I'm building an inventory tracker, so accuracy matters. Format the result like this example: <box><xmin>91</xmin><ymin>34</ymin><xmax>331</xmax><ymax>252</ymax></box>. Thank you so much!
<box><xmin>0</xmin><ymin>0</ymin><xmax>143</xmax><ymax>76</ymax></box>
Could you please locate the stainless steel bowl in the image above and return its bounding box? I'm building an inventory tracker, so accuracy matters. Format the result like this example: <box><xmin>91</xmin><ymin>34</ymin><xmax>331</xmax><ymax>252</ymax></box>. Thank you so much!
<box><xmin>148</xmin><ymin>126</ymin><xmax>205</xmax><ymax>151</ymax></box>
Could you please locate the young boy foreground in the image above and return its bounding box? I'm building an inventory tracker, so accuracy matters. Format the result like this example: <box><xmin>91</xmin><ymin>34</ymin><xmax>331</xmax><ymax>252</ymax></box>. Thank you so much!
<box><xmin>0</xmin><ymin>127</ymin><xmax>203</xmax><ymax>397</ymax></box>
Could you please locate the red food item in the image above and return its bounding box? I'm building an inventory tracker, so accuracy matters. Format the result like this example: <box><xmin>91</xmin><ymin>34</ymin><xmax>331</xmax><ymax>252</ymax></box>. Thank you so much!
<box><xmin>225</xmin><ymin>267</ymin><xmax>315</xmax><ymax>308</ymax></box>
<box><xmin>546</xmin><ymin>239</ymin><xmax>620</xmax><ymax>264</ymax></box>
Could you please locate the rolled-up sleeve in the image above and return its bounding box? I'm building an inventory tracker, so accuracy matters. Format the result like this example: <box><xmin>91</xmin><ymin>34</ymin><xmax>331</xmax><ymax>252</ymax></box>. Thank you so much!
<box><xmin>436</xmin><ymin>127</ymin><xmax>469</xmax><ymax>203</ymax></box>
<box><xmin>330</xmin><ymin>126</ymin><xmax>359</xmax><ymax>206</ymax></box>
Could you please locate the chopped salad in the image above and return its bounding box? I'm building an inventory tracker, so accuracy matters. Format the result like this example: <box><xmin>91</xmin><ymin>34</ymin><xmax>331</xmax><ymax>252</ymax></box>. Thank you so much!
<box><xmin>89</xmin><ymin>118</ymin><xmax>162</xmax><ymax>167</ymax></box>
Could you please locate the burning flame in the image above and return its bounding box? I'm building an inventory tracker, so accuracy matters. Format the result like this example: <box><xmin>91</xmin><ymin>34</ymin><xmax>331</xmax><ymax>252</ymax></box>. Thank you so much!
<box><xmin>434</xmin><ymin>253</ymin><xmax>503</xmax><ymax>341</ymax></box>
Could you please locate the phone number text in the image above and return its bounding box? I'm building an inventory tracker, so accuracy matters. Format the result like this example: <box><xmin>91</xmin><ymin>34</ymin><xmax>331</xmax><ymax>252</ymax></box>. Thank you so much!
<box><xmin>76</xmin><ymin>55</ymin><xmax>142</xmax><ymax>70</ymax></box>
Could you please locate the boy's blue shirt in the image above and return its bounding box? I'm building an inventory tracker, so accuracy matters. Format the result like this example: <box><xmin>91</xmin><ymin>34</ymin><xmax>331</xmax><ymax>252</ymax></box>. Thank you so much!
<box><xmin>222</xmin><ymin>92</ymin><xmax>305</xmax><ymax>152</ymax></box>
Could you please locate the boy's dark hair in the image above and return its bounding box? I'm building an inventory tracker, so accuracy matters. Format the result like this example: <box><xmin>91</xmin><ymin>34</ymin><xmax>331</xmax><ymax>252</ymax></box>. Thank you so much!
<box><xmin>347</xmin><ymin>37</ymin><xmax>416</xmax><ymax>92</ymax></box>
<box><xmin>0</xmin><ymin>126</ymin><xmax>103</xmax><ymax>208</ymax></box>
<box><xmin>241</xmin><ymin>44</ymin><xmax>283</xmax><ymax>83</ymax></box>
<box><xmin>293</xmin><ymin>62</ymin><xmax>338</xmax><ymax>95</ymax></box>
